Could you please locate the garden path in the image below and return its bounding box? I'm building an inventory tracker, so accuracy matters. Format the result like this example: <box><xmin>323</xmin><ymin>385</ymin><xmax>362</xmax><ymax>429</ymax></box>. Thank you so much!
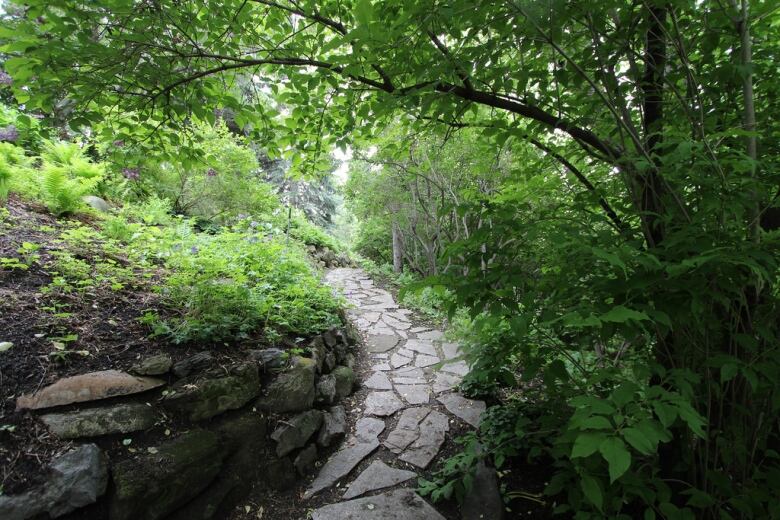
<box><xmin>306</xmin><ymin>268</ymin><xmax>488</xmax><ymax>519</ymax></box>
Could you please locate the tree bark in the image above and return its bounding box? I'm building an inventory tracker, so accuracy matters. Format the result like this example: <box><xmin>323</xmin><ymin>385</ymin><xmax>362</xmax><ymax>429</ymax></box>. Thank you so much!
<box><xmin>392</xmin><ymin>220</ymin><xmax>403</xmax><ymax>273</ymax></box>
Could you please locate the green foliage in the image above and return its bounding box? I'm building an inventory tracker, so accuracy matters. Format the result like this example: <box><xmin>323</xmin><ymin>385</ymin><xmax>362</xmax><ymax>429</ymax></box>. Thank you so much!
<box><xmin>0</xmin><ymin>142</ymin><xmax>32</xmax><ymax>200</ymax></box>
<box><xmin>141</xmin><ymin>223</ymin><xmax>342</xmax><ymax>344</ymax></box>
<box><xmin>288</xmin><ymin>211</ymin><xmax>341</xmax><ymax>251</ymax></box>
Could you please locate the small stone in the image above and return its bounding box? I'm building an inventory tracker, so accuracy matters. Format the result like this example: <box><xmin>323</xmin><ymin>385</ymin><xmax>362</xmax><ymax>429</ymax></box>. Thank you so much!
<box><xmin>16</xmin><ymin>370</ymin><xmax>165</xmax><ymax>411</ymax></box>
<box><xmin>271</xmin><ymin>410</ymin><xmax>324</xmax><ymax>457</ymax></box>
<box><xmin>172</xmin><ymin>351</ymin><xmax>214</xmax><ymax>378</ymax></box>
<box><xmin>394</xmin><ymin>384</ymin><xmax>430</xmax><ymax>405</ymax></box>
<box><xmin>332</xmin><ymin>365</ymin><xmax>356</xmax><ymax>399</ymax></box>
<box><xmin>132</xmin><ymin>354</ymin><xmax>173</xmax><ymax>376</ymax></box>
<box><xmin>318</xmin><ymin>405</ymin><xmax>347</xmax><ymax>447</ymax></box>
<box><xmin>437</xmin><ymin>393</ymin><xmax>486</xmax><ymax>428</ymax></box>
<box><xmin>294</xmin><ymin>444</ymin><xmax>318</xmax><ymax>476</ymax></box>
<box><xmin>364</xmin><ymin>391</ymin><xmax>404</xmax><ymax>417</ymax></box>
<box><xmin>461</xmin><ymin>456</ymin><xmax>505</xmax><ymax>520</ymax></box>
<box><xmin>310</xmin><ymin>489</ymin><xmax>444</xmax><ymax>520</ymax></box>
<box><xmin>343</xmin><ymin>460</ymin><xmax>417</xmax><ymax>499</ymax></box>
<box><xmin>364</xmin><ymin>371</ymin><xmax>392</xmax><ymax>390</ymax></box>
<box><xmin>247</xmin><ymin>348</ymin><xmax>285</xmax><ymax>369</ymax></box>
<box><xmin>409</xmin><ymin>327</ymin><xmax>430</xmax><ymax>333</ymax></box>
<box><xmin>0</xmin><ymin>341</ymin><xmax>13</xmax><ymax>352</ymax></box>
<box><xmin>414</xmin><ymin>354</ymin><xmax>440</xmax><ymax>368</ymax></box>
<box><xmin>82</xmin><ymin>195</ymin><xmax>111</xmax><ymax>212</ymax></box>
<box><xmin>41</xmin><ymin>402</ymin><xmax>156</xmax><ymax>439</ymax></box>
<box><xmin>316</xmin><ymin>374</ymin><xmax>337</xmax><ymax>404</ymax></box>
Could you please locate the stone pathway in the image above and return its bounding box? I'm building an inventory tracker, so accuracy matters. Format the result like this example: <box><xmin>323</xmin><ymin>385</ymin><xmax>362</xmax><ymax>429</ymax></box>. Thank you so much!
<box><xmin>306</xmin><ymin>268</ymin><xmax>488</xmax><ymax>519</ymax></box>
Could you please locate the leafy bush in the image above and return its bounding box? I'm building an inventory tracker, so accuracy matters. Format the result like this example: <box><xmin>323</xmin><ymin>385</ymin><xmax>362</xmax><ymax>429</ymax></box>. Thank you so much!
<box><xmin>288</xmin><ymin>211</ymin><xmax>341</xmax><ymax>250</ymax></box>
<box><xmin>144</xmin><ymin>227</ymin><xmax>342</xmax><ymax>344</ymax></box>
<box><xmin>120</xmin><ymin>122</ymin><xmax>279</xmax><ymax>223</ymax></box>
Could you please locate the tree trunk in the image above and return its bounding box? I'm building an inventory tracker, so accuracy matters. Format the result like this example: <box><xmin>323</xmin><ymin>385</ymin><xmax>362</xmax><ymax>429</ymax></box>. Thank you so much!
<box><xmin>392</xmin><ymin>220</ymin><xmax>403</xmax><ymax>273</ymax></box>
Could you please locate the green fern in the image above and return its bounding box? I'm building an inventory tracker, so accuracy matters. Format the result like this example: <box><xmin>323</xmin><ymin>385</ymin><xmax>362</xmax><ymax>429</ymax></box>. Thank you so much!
<box><xmin>0</xmin><ymin>155</ymin><xmax>11</xmax><ymax>201</ymax></box>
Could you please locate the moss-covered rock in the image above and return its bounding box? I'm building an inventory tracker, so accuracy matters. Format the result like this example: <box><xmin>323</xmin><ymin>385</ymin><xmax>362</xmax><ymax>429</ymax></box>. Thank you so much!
<box><xmin>256</xmin><ymin>356</ymin><xmax>316</xmax><ymax>413</ymax></box>
<box><xmin>162</xmin><ymin>362</ymin><xmax>260</xmax><ymax>421</ymax></box>
<box><xmin>332</xmin><ymin>365</ymin><xmax>356</xmax><ymax>399</ymax></box>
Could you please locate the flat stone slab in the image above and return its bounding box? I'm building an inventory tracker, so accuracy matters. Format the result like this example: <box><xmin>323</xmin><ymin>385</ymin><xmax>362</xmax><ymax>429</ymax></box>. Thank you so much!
<box><xmin>416</xmin><ymin>330</ymin><xmax>444</xmax><ymax>341</ymax></box>
<box><xmin>398</xmin><ymin>410</ymin><xmax>449</xmax><ymax>468</ymax></box>
<box><xmin>409</xmin><ymin>327</ymin><xmax>430</xmax><ymax>333</ymax></box>
<box><xmin>311</xmin><ymin>489</ymin><xmax>445</xmax><ymax>520</ymax></box>
<box><xmin>390</xmin><ymin>353</ymin><xmax>412</xmax><ymax>369</ymax></box>
<box><xmin>381</xmin><ymin>315</ymin><xmax>411</xmax><ymax>330</ymax></box>
<box><xmin>373</xmin><ymin>363</ymin><xmax>392</xmax><ymax>371</ymax></box>
<box><xmin>16</xmin><ymin>370</ymin><xmax>165</xmax><ymax>410</ymax></box>
<box><xmin>392</xmin><ymin>376</ymin><xmax>427</xmax><ymax>386</ymax></box>
<box><xmin>404</xmin><ymin>340</ymin><xmax>437</xmax><ymax>356</ymax></box>
<box><xmin>393</xmin><ymin>367</ymin><xmax>424</xmax><ymax>378</ymax></box>
<box><xmin>343</xmin><ymin>460</ymin><xmax>417</xmax><ymax>499</ymax></box>
<box><xmin>364</xmin><ymin>371</ymin><xmax>393</xmax><ymax>390</ymax></box>
<box><xmin>355</xmin><ymin>417</ymin><xmax>386</xmax><ymax>442</ymax></box>
<box><xmin>433</xmin><ymin>372</ymin><xmax>462</xmax><ymax>394</ymax></box>
<box><xmin>40</xmin><ymin>403</ymin><xmax>156</xmax><ymax>439</ymax></box>
<box><xmin>384</xmin><ymin>407</ymin><xmax>431</xmax><ymax>454</ymax></box>
<box><xmin>304</xmin><ymin>439</ymin><xmax>380</xmax><ymax>498</ymax></box>
<box><xmin>437</xmin><ymin>393</ymin><xmax>486</xmax><ymax>428</ymax></box>
<box><xmin>441</xmin><ymin>342</ymin><xmax>463</xmax><ymax>360</ymax></box>
<box><xmin>395</xmin><ymin>384</ymin><xmax>430</xmax><ymax>405</ymax></box>
<box><xmin>364</xmin><ymin>391</ymin><xmax>404</xmax><ymax>416</ymax></box>
<box><xmin>414</xmin><ymin>354</ymin><xmax>440</xmax><ymax>368</ymax></box>
<box><xmin>367</xmin><ymin>334</ymin><xmax>400</xmax><ymax>353</ymax></box>
<box><xmin>440</xmin><ymin>360</ymin><xmax>470</xmax><ymax>376</ymax></box>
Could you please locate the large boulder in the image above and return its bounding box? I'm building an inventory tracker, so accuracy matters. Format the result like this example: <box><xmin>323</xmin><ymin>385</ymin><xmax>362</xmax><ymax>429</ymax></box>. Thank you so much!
<box><xmin>0</xmin><ymin>444</ymin><xmax>108</xmax><ymax>520</ymax></box>
<box><xmin>110</xmin><ymin>429</ymin><xmax>226</xmax><ymax>520</ymax></box>
<box><xmin>256</xmin><ymin>356</ymin><xmax>316</xmax><ymax>413</ymax></box>
<box><xmin>270</xmin><ymin>410</ymin><xmax>323</xmax><ymax>457</ymax></box>
<box><xmin>162</xmin><ymin>362</ymin><xmax>260</xmax><ymax>421</ymax></box>
<box><xmin>40</xmin><ymin>402</ymin><xmax>156</xmax><ymax>439</ymax></box>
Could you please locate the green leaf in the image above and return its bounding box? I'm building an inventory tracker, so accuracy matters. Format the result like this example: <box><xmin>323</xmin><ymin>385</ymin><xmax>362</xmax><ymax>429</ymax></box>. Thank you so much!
<box><xmin>571</xmin><ymin>432</ymin><xmax>606</xmax><ymax>458</ymax></box>
<box><xmin>580</xmin><ymin>474</ymin><xmax>603</xmax><ymax>511</ymax></box>
<box><xmin>599</xmin><ymin>436</ymin><xmax>631</xmax><ymax>482</ymax></box>
<box><xmin>622</xmin><ymin>427</ymin><xmax>655</xmax><ymax>455</ymax></box>
<box><xmin>600</xmin><ymin>305</ymin><xmax>650</xmax><ymax>323</ymax></box>
<box><xmin>720</xmin><ymin>363</ymin><xmax>738</xmax><ymax>383</ymax></box>
<box><xmin>580</xmin><ymin>416</ymin><xmax>613</xmax><ymax>430</ymax></box>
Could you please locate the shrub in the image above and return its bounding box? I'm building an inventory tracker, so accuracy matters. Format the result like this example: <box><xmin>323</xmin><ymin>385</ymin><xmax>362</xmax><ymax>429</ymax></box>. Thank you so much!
<box><xmin>145</xmin><ymin>228</ymin><xmax>342</xmax><ymax>344</ymax></box>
